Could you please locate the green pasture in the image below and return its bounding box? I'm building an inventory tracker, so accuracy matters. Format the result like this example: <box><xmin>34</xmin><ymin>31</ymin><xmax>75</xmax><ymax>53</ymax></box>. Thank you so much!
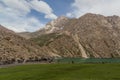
<box><xmin>0</xmin><ymin>64</ymin><xmax>120</xmax><ymax>80</ymax></box>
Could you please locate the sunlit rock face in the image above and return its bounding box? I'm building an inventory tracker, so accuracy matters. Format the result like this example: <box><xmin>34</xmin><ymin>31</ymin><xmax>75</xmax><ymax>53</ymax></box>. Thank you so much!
<box><xmin>19</xmin><ymin>13</ymin><xmax>120</xmax><ymax>58</ymax></box>
<box><xmin>0</xmin><ymin>25</ymin><xmax>57</xmax><ymax>64</ymax></box>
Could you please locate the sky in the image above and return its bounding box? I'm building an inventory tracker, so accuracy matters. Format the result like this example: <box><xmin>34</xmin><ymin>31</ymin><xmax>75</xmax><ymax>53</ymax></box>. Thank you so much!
<box><xmin>0</xmin><ymin>0</ymin><xmax>120</xmax><ymax>32</ymax></box>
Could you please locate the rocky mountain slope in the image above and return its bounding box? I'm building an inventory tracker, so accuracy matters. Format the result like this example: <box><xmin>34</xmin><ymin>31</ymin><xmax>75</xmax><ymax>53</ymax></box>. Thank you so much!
<box><xmin>27</xmin><ymin>13</ymin><xmax>120</xmax><ymax>58</ymax></box>
<box><xmin>0</xmin><ymin>25</ymin><xmax>58</xmax><ymax>65</ymax></box>
<box><xmin>4</xmin><ymin>12</ymin><xmax>120</xmax><ymax>65</ymax></box>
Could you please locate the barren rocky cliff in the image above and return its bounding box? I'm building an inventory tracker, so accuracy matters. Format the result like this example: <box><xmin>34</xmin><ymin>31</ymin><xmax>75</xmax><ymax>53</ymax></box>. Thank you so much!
<box><xmin>27</xmin><ymin>13</ymin><xmax>120</xmax><ymax>58</ymax></box>
<box><xmin>1</xmin><ymin>13</ymin><xmax>120</xmax><ymax>64</ymax></box>
<box><xmin>0</xmin><ymin>25</ymin><xmax>57</xmax><ymax>64</ymax></box>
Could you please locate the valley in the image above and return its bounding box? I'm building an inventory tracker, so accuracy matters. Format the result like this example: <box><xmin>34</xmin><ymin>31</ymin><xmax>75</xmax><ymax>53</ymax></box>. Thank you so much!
<box><xmin>1</xmin><ymin>0</ymin><xmax>120</xmax><ymax>80</ymax></box>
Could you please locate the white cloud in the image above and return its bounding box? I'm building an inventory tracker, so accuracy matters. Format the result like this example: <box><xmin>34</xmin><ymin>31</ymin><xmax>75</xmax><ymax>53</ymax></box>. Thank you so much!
<box><xmin>45</xmin><ymin>13</ymin><xmax>57</xmax><ymax>19</ymax></box>
<box><xmin>67</xmin><ymin>0</ymin><xmax>120</xmax><ymax>18</ymax></box>
<box><xmin>29</xmin><ymin>0</ymin><xmax>57</xmax><ymax>19</ymax></box>
<box><xmin>1</xmin><ymin>0</ymin><xmax>30</xmax><ymax>16</ymax></box>
<box><xmin>0</xmin><ymin>0</ymin><xmax>57</xmax><ymax>32</ymax></box>
<box><xmin>0</xmin><ymin>14</ymin><xmax>44</xmax><ymax>32</ymax></box>
<box><xmin>66</xmin><ymin>13</ymin><xmax>73</xmax><ymax>17</ymax></box>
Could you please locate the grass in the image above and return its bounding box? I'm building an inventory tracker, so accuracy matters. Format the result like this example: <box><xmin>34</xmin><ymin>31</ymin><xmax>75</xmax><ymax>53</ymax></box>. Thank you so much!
<box><xmin>0</xmin><ymin>64</ymin><xmax>120</xmax><ymax>80</ymax></box>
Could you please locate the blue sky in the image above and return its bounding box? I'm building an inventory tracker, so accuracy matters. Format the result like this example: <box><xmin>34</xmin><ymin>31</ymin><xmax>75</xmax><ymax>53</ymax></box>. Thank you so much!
<box><xmin>0</xmin><ymin>0</ymin><xmax>120</xmax><ymax>32</ymax></box>
<box><xmin>45</xmin><ymin>0</ymin><xmax>74</xmax><ymax>16</ymax></box>
<box><xmin>28</xmin><ymin>0</ymin><xmax>74</xmax><ymax>24</ymax></box>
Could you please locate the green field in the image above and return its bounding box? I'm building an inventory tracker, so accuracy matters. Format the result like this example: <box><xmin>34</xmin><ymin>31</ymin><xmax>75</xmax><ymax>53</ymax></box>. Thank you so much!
<box><xmin>0</xmin><ymin>64</ymin><xmax>120</xmax><ymax>80</ymax></box>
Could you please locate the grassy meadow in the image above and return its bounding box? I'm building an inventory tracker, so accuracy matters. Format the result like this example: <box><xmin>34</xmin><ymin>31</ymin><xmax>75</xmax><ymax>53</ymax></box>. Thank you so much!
<box><xmin>0</xmin><ymin>64</ymin><xmax>120</xmax><ymax>80</ymax></box>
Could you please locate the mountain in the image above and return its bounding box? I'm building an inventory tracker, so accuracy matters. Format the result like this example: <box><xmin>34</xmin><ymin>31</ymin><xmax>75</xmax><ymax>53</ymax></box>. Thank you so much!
<box><xmin>0</xmin><ymin>25</ymin><xmax>59</xmax><ymax>65</ymax></box>
<box><xmin>27</xmin><ymin>13</ymin><xmax>120</xmax><ymax>58</ymax></box>
<box><xmin>4</xmin><ymin>13</ymin><xmax>120</xmax><ymax>65</ymax></box>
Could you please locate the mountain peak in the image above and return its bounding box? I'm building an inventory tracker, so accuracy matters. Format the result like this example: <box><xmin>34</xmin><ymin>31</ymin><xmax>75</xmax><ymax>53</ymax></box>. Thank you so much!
<box><xmin>57</xmin><ymin>16</ymin><xmax>68</xmax><ymax>20</ymax></box>
<box><xmin>80</xmin><ymin>13</ymin><xmax>105</xmax><ymax>19</ymax></box>
<box><xmin>83</xmin><ymin>13</ymin><xmax>102</xmax><ymax>16</ymax></box>
<box><xmin>44</xmin><ymin>16</ymin><xmax>69</xmax><ymax>33</ymax></box>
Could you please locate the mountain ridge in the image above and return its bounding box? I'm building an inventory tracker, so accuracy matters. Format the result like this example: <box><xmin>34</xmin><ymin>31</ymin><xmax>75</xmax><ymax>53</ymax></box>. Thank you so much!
<box><xmin>1</xmin><ymin>13</ymin><xmax>120</xmax><ymax>64</ymax></box>
<box><xmin>26</xmin><ymin>13</ymin><xmax>120</xmax><ymax>58</ymax></box>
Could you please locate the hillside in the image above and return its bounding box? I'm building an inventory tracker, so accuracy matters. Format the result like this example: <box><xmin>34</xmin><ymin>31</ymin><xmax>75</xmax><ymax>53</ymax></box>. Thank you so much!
<box><xmin>27</xmin><ymin>13</ymin><xmax>120</xmax><ymax>58</ymax></box>
<box><xmin>0</xmin><ymin>25</ymin><xmax>58</xmax><ymax>65</ymax></box>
